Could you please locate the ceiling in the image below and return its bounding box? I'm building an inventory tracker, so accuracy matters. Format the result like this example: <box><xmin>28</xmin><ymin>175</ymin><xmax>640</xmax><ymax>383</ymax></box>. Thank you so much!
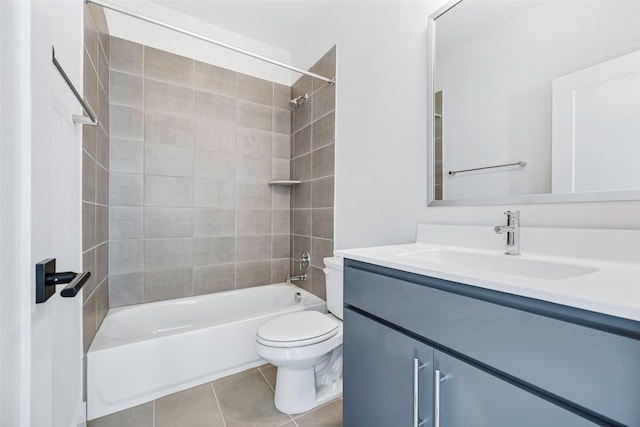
<box><xmin>148</xmin><ymin>0</ymin><xmax>334</xmax><ymax>51</ymax></box>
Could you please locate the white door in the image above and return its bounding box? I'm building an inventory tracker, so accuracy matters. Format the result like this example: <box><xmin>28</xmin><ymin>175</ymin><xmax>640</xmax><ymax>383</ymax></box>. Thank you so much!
<box><xmin>1</xmin><ymin>1</ymin><xmax>85</xmax><ymax>426</ymax></box>
<box><xmin>552</xmin><ymin>50</ymin><xmax>640</xmax><ymax>194</ymax></box>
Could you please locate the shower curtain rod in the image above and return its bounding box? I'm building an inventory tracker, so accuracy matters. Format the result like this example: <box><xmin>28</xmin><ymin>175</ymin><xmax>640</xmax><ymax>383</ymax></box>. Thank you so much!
<box><xmin>86</xmin><ymin>0</ymin><xmax>336</xmax><ymax>86</ymax></box>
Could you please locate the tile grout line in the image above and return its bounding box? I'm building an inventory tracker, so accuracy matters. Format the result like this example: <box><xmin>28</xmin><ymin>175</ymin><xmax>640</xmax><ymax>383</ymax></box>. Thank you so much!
<box><xmin>294</xmin><ymin>398</ymin><xmax>337</xmax><ymax>419</ymax></box>
<box><xmin>257</xmin><ymin>366</ymin><xmax>275</xmax><ymax>393</ymax></box>
<box><xmin>257</xmin><ymin>366</ymin><xmax>298</xmax><ymax>426</ymax></box>
<box><xmin>308</xmin><ymin>75</ymin><xmax>315</xmax><ymax>292</ymax></box>
<box><xmin>190</xmin><ymin>57</ymin><xmax>196</xmax><ymax>298</ymax></box>
<box><xmin>233</xmin><ymin>71</ymin><xmax>239</xmax><ymax>291</ymax></box>
<box><xmin>276</xmin><ymin>418</ymin><xmax>297</xmax><ymax>427</ymax></box>
<box><xmin>141</xmin><ymin>44</ymin><xmax>147</xmax><ymax>303</ymax></box>
<box><xmin>271</xmin><ymin>82</ymin><xmax>276</xmax><ymax>284</ymax></box>
<box><xmin>209</xmin><ymin>382</ymin><xmax>228</xmax><ymax>427</ymax></box>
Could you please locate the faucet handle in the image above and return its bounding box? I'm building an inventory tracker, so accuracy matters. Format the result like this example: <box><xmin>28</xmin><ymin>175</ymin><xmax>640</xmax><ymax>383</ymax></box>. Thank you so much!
<box><xmin>299</xmin><ymin>251</ymin><xmax>310</xmax><ymax>273</ymax></box>
<box><xmin>504</xmin><ymin>210</ymin><xmax>520</xmax><ymax>218</ymax></box>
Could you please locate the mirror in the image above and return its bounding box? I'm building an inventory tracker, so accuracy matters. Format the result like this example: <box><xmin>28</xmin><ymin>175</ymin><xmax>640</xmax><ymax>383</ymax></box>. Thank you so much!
<box><xmin>427</xmin><ymin>0</ymin><xmax>640</xmax><ymax>206</ymax></box>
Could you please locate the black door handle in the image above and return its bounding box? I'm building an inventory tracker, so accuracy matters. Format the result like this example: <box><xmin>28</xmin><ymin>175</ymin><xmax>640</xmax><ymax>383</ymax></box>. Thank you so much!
<box><xmin>35</xmin><ymin>258</ymin><xmax>91</xmax><ymax>303</ymax></box>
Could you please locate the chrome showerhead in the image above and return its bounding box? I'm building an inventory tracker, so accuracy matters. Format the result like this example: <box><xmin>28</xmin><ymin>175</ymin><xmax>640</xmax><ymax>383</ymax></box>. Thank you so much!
<box><xmin>289</xmin><ymin>93</ymin><xmax>309</xmax><ymax>110</ymax></box>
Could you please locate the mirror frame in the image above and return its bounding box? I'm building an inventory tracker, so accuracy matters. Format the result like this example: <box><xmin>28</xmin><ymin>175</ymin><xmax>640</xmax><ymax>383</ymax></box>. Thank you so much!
<box><xmin>426</xmin><ymin>0</ymin><xmax>640</xmax><ymax>207</ymax></box>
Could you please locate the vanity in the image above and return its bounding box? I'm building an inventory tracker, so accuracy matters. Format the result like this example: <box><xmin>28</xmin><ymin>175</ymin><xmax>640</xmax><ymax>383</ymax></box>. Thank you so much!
<box><xmin>336</xmin><ymin>225</ymin><xmax>640</xmax><ymax>427</ymax></box>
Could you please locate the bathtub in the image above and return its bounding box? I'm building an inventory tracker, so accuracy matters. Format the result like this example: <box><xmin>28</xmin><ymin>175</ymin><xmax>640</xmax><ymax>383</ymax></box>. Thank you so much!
<box><xmin>86</xmin><ymin>283</ymin><xmax>326</xmax><ymax>420</ymax></box>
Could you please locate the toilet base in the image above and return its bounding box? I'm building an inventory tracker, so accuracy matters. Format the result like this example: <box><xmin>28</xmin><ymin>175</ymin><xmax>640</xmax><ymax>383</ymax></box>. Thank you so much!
<box><xmin>274</xmin><ymin>366</ymin><xmax>343</xmax><ymax>414</ymax></box>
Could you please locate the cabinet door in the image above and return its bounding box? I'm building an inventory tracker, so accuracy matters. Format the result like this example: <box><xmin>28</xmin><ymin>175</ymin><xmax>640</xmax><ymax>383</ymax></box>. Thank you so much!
<box><xmin>434</xmin><ymin>351</ymin><xmax>597</xmax><ymax>427</ymax></box>
<box><xmin>344</xmin><ymin>309</ymin><xmax>433</xmax><ymax>427</ymax></box>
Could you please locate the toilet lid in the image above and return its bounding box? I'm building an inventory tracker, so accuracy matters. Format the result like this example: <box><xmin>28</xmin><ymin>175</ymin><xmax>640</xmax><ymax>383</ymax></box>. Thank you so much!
<box><xmin>257</xmin><ymin>311</ymin><xmax>338</xmax><ymax>348</ymax></box>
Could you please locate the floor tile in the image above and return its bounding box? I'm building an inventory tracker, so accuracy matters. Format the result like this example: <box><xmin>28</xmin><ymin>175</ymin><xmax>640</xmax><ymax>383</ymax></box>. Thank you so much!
<box><xmin>87</xmin><ymin>402</ymin><xmax>153</xmax><ymax>427</ymax></box>
<box><xmin>86</xmin><ymin>367</ymin><xmax>342</xmax><ymax>427</ymax></box>
<box><xmin>258</xmin><ymin>364</ymin><xmax>277</xmax><ymax>390</ymax></box>
<box><xmin>155</xmin><ymin>383</ymin><xmax>225</xmax><ymax>427</ymax></box>
<box><xmin>213</xmin><ymin>368</ymin><xmax>291</xmax><ymax>427</ymax></box>
<box><xmin>294</xmin><ymin>399</ymin><xmax>342</xmax><ymax>427</ymax></box>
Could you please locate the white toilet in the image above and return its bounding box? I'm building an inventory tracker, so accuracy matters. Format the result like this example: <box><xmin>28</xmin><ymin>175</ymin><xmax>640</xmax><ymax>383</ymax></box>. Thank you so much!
<box><xmin>256</xmin><ymin>257</ymin><xmax>344</xmax><ymax>414</ymax></box>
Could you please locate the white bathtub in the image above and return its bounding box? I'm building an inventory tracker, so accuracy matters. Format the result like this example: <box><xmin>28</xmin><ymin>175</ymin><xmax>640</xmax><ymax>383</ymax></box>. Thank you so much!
<box><xmin>86</xmin><ymin>283</ymin><xmax>326</xmax><ymax>420</ymax></box>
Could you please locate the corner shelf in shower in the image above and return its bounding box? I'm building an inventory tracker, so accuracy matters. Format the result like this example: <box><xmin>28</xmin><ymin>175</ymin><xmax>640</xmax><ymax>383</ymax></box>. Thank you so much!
<box><xmin>268</xmin><ymin>180</ymin><xmax>301</xmax><ymax>186</ymax></box>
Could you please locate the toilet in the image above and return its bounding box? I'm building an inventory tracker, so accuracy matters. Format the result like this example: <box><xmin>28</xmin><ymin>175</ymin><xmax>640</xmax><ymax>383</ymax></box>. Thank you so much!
<box><xmin>256</xmin><ymin>257</ymin><xmax>344</xmax><ymax>414</ymax></box>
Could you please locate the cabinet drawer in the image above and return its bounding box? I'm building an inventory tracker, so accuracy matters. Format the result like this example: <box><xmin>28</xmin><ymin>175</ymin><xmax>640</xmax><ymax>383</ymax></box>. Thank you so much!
<box><xmin>345</xmin><ymin>262</ymin><xmax>640</xmax><ymax>426</ymax></box>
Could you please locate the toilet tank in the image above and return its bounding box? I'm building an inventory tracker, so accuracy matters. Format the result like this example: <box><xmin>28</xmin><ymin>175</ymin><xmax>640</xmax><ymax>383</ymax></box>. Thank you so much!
<box><xmin>323</xmin><ymin>257</ymin><xmax>344</xmax><ymax>320</ymax></box>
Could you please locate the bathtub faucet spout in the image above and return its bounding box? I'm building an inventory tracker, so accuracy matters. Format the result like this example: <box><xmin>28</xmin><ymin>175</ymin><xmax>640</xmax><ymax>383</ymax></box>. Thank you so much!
<box><xmin>286</xmin><ymin>273</ymin><xmax>307</xmax><ymax>284</ymax></box>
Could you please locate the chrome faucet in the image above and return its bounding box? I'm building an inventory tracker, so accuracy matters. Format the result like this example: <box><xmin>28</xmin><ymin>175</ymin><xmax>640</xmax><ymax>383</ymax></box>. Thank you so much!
<box><xmin>494</xmin><ymin>210</ymin><xmax>520</xmax><ymax>255</ymax></box>
<box><xmin>287</xmin><ymin>251</ymin><xmax>310</xmax><ymax>284</ymax></box>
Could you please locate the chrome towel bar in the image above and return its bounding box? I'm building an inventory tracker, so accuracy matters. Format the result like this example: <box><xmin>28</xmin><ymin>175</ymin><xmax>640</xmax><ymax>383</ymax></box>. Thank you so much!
<box><xmin>449</xmin><ymin>160</ymin><xmax>526</xmax><ymax>176</ymax></box>
<box><xmin>52</xmin><ymin>46</ymin><xmax>99</xmax><ymax>126</ymax></box>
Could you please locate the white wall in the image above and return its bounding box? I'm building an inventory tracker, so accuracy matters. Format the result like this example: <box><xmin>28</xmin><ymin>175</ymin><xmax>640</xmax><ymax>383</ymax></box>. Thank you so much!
<box><xmin>289</xmin><ymin>1</ymin><xmax>640</xmax><ymax>250</ymax></box>
<box><xmin>436</xmin><ymin>1</ymin><xmax>639</xmax><ymax>200</ymax></box>
<box><xmin>105</xmin><ymin>0</ymin><xmax>294</xmax><ymax>85</ymax></box>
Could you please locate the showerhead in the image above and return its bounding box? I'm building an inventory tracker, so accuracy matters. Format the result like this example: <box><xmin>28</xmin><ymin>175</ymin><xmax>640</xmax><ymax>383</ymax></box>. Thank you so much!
<box><xmin>289</xmin><ymin>93</ymin><xmax>309</xmax><ymax>110</ymax></box>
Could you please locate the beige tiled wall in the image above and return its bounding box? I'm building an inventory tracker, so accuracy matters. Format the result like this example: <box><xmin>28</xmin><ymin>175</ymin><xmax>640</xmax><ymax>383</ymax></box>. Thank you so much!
<box><xmin>290</xmin><ymin>47</ymin><xmax>336</xmax><ymax>299</ymax></box>
<box><xmin>82</xmin><ymin>3</ymin><xmax>110</xmax><ymax>352</ymax></box>
<box><xmin>108</xmin><ymin>38</ymin><xmax>293</xmax><ymax>306</ymax></box>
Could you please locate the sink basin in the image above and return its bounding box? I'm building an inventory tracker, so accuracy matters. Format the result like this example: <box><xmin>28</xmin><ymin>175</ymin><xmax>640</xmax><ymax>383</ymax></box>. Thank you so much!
<box><xmin>398</xmin><ymin>249</ymin><xmax>598</xmax><ymax>280</ymax></box>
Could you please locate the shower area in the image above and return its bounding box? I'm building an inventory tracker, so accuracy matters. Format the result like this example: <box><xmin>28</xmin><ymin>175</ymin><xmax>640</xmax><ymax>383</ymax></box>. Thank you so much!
<box><xmin>81</xmin><ymin>0</ymin><xmax>336</xmax><ymax>375</ymax></box>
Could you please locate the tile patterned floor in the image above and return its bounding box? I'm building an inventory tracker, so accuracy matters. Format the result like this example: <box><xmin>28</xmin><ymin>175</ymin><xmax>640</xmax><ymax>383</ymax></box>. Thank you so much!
<box><xmin>88</xmin><ymin>364</ymin><xmax>342</xmax><ymax>427</ymax></box>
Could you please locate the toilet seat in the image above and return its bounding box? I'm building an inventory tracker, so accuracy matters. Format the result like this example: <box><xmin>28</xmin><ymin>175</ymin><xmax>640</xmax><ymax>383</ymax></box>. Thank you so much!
<box><xmin>257</xmin><ymin>311</ymin><xmax>339</xmax><ymax>348</ymax></box>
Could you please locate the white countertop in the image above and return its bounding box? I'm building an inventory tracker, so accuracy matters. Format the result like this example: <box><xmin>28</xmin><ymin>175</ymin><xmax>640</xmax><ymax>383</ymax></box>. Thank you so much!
<box><xmin>335</xmin><ymin>225</ymin><xmax>640</xmax><ymax>322</ymax></box>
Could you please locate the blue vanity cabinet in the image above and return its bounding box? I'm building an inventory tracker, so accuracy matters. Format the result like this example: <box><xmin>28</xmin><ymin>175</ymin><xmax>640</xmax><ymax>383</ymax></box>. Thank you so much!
<box><xmin>344</xmin><ymin>308</ymin><xmax>434</xmax><ymax>427</ymax></box>
<box><xmin>343</xmin><ymin>259</ymin><xmax>640</xmax><ymax>426</ymax></box>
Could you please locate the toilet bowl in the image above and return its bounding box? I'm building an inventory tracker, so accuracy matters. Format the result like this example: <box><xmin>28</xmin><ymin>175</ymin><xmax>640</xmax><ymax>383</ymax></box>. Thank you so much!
<box><xmin>256</xmin><ymin>257</ymin><xmax>344</xmax><ymax>414</ymax></box>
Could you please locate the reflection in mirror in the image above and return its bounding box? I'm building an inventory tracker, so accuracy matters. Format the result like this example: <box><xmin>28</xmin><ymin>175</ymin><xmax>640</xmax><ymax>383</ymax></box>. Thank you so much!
<box><xmin>428</xmin><ymin>0</ymin><xmax>640</xmax><ymax>205</ymax></box>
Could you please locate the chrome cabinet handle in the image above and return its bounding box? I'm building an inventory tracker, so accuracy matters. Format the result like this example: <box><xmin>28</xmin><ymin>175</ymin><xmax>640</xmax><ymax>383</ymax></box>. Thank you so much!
<box><xmin>434</xmin><ymin>369</ymin><xmax>449</xmax><ymax>427</ymax></box>
<box><xmin>414</xmin><ymin>358</ymin><xmax>427</xmax><ymax>427</ymax></box>
<box><xmin>434</xmin><ymin>369</ymin><xmax>441</xmax><ymax>427</ymax></box>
